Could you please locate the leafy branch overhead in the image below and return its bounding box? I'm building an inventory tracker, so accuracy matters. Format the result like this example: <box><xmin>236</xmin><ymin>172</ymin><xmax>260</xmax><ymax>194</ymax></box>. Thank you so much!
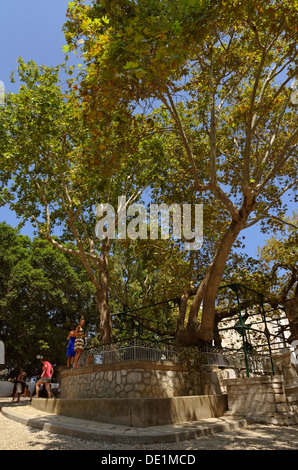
<box><xmin>63</xmin><ymin>0</ymin><xmax>298</xmax><ymax>344</ymax></box>
<box><xmin>0</xmin><ymin>59</ymin><xmax>159</xmax><ymax>344</ymax></box>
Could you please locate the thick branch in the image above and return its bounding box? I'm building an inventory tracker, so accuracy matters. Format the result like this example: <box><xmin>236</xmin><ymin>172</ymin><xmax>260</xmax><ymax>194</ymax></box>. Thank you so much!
<box><xmin>35</xmin><ymin>177</ymin><xmax>102</xmax><ymax>289</ymax></box>
<box><xmin>242</xmin><ymin>47</ymin><xmax>267</xmax><ymax>192</ymax></box>
<box><xmin>210</xmin><ymin>91</ymin><xmax>217</xmax><ymax>185</ymax></box>
<box><xmin>158</xmin><ymin>90</ymin><xmax>203</xmax><ymax>192</ymax></box>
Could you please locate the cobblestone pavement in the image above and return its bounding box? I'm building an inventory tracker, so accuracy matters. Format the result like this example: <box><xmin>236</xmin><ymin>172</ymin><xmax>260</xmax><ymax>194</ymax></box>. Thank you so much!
<box><xmin>1</xmin><ymin>398</ymin><xmax>298</xmax><ymax>451</ymax></box>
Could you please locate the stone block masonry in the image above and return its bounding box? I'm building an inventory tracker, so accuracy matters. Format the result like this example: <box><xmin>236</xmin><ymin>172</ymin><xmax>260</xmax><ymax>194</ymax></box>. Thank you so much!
<box><xmin>33</xmin><ymin>360</ymin><xmax>228</xmax><ymax>427</ymax></box>
<box><xmin>224</xmin><ymin>375</ymin><xmax>298</xmax><ymax>424</ymax></box>
<box><xmin>60</xmin><ymin>360</ymin><xmax>193</xmax><ymax>399</ymax></box>
<box><xmin>32</xmin><ymin>394</ymin><xmax>228</xmax><ymax>427</ymax></box>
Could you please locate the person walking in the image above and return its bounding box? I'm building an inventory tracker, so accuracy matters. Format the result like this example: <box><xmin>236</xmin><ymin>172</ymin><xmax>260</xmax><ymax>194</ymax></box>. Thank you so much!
<box><xmin>11</xmin><ymin>371</ymin><xmax>26</xmax><ymax>403</ymax></box>
<box><xmin>35</xmin><ymin>358</ymin><xmax>53</xmax><ymax>399</ymax></box>
<box><xmin>74</xmin><ymin>318</ymin><xmax>87</xmax><ymax>368</ymax></box>
<box><xmin>66</xmin><ymin>328</ymin><xmax>76</xmax><ymax>368</ymax></box>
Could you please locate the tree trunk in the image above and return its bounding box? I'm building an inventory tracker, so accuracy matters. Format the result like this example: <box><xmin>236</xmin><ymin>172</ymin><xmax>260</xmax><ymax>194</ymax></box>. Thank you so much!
<box><xmin>95</xmin><ymin>239</ymin><xmax>114</xmax><ymax>344</ymax></box>
<box><xmin>175</xmin><ymin>289</ymin><xmax>190</xmax><ymax>338</ymax></box>
<box><xmin>175</xmin><ymin>192</ymin><xmax>257</xmax><ymax>345</ymax></box>
<box><xmin>284</xmin><ymin>296</ymin><xmax>298</xmax><ymax>344</ymax></box>
<box><xmin>197</xmin><ymin>218</ymin><xmax>244</xmax><ymax>342</ymax></box>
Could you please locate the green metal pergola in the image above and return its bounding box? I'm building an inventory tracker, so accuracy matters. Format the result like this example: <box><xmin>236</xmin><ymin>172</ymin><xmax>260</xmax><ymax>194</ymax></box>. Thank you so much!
<box><xmin>216</xmin><ymin>283</ymin><xmax>285</xmax><ymax>377</ymax></box>
<box><xmin>99</xmin><ymin>283</ymin><xmax>289</xmax><ymax>376</ymax></box>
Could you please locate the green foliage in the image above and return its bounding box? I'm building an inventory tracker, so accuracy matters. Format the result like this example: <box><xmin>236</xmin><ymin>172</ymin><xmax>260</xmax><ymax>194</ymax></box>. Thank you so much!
<box><xmin>175</xmin><ymin>344</ymin><xmax>208</xmax><ymax>394</ymax></box>
<box><xmin>1</xmin><ymin>1</ymin><xmax>298</xmax><ymax>347</ymax></box>
<box><xmin>257</xmin><ymin>214</ymin><xmax>298</xmax><ymax>303</ymax></box>
<box><xmin>0</xmin><ymin>59</ymin><xmax>175</xmax><ymax>344</ymax></box>
<box><xmin>63</xmin><ymin>0</ymin><xmax>298</xmax><ymax>230</ymax></box>
<box><xmin>64</xmin><ymin>0</ymin><xmax>218</xmax><ymax>109</ymax></box>
<box><xmin>0</xmin><ymin>223</ymin><xmax>96</xmax><ymax>376</ymax></box>
<box><xmin>63</xmin><ymin>0</ymin><xmax>298</xmax><ymax>344</ymax></box>
<box><xmin>216</xmin><ymin>213</ymin><xmax>297</xmax><ymax>312</ymax></box>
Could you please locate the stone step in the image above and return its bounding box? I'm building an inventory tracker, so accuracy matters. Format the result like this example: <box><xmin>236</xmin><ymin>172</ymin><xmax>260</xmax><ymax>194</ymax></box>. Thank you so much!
<box><xmin>288</xmin><ymin>404</ymin><xmax>297</xmax><ymax>412</ymax></box>
<box><xmin>286</xmin><ymin>394</ymin><xmax>298</xmax><ymax>404</ymax></box>
<box><xmin>225</xmin><ymin>411</ymin><xmax>298</xmax><ymax>426</ymax></box>
<box><xmin>285</xmin><ymin>383</ymin><xmax>298</xmax><ymax>405</ymax></box>
<box><xmin>285</xmin><ymin>384</ymin><xmax>298</xmax><ymax>393</ymax></box>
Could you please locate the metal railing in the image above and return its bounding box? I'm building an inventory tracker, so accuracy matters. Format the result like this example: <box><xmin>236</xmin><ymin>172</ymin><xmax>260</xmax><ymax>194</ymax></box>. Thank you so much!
<box><xmin>79</xmin><ymin>283</ymin><xmax>292</xmax><ymax>377</ymax></box>
<box><xmin>80</xmin><ymin>338</ymin><xmax>275</xmax><ymax>376</ymax></box>
<box><xmin>81</xmin><ymin>339</ymin><xmax>179</xmax><ymax>365</ymax></box>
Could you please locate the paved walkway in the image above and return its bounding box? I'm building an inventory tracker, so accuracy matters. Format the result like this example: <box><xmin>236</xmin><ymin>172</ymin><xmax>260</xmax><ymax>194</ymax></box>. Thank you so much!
<box><xmin>1</xmin><ymin>397</ymin><xmax>298</xmax><ymax>450</ymax></box>
<box><xmin>1</xmin><ymin>398</ymin><xmax>248</xmax><ymax>445</ymax></box>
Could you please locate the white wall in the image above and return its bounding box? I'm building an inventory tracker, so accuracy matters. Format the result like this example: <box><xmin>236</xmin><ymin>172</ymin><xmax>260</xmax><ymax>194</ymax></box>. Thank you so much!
<box><xmin>0</xmin><ymin>381</ymin><xmax>13</xmax><ymax>397</ymax></box>
<box><xmin>0</xmin><ymin>380</ymin><xmax>35</xmax><ymax>397</ymax></box>
<box><xmin>0</xmin><ymin>341</ymin><xmax>4</xmax><ymax>365</ymax></box>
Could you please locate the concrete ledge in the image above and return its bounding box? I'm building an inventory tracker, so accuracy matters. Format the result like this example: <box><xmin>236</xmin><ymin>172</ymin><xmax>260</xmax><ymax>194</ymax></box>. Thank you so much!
<box><xmin>1</xmin><ymin>400</ymin><xmax>247</xmax><ymax>445</ymax></box>
<box><xmin>31</xmin><ymin>394</ymin><xmax>228</xmax><ymax>427</ymax></box>
<box><xmin>60</xmin><ymin>360</ymin><xmax>187</xmax><ymax>379</ymax></box>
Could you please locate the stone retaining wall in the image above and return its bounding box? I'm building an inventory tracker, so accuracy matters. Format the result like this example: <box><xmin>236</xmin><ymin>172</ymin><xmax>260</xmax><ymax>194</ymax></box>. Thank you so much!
<box><xmin>225</xmin><ymin>375</ymin><xmax>290</xmax><ymax>415</ymax></box>
<box><xmin>32</xmin><ymin>395</ymin><xmax>228</xmax><ymax>427</ymax></box>
<box><xmin>60</xmin><ymin>360</ymin><xmax>192</xmax><ymax>399</ymax></box>
<box><xmin>51</xmin><ymin>360</ymin><xmax>229</xmax><ymax>427</ymax></box>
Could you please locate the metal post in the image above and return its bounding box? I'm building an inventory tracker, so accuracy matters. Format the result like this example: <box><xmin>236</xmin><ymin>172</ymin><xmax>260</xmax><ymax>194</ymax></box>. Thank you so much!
<box><xmin>133</xmin><ymin>337</ymin><xmax>136</xmax><ymax>360</ymax></box>
<box><xmin>260</xmin><ymin>296</ymin><xmax>275</xmax><ymax>375</ymax></box>
<box><xmin>234</xmin><ymin>284</ymin><xmax>250</xmax><ymax>377</ymax></box>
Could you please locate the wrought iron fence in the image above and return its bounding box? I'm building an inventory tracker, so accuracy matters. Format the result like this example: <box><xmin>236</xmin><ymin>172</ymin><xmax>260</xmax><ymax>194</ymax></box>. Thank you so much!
<box><xmin>79</xmin><ymin>283</ymin><xmax>291</xmax><ymax>377</ymax></box>
<box><xmin>81</xmin><ymin>339</ymin><xmax>179</xmax><ymax>365</ymax></box>
<box><xmin>80</xmin><ymin>338</ymin><xmax>274</xmax><ymax>376</ymax></box>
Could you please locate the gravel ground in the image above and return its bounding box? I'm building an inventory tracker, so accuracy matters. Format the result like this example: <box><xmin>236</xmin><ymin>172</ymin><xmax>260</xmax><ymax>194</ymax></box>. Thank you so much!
<box><xmin>1</xmin><ymin>398</ymin><xmax>298</xmax><ymax>451</ymax></box>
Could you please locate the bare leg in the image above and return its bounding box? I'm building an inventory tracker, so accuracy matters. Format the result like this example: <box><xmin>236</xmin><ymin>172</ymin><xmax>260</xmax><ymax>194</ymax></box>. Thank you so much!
<box><xmin>35</xmin><ymin>380</ymin><xmax>42</xmax><ymax>398</ymax></box>
<box><xmin>45</xmin><ymin>382</ymin><xmax>51</xmax><ymax>399</ymax></box>
<box><xmin>74</xmin><ymin>350</ymin><xmax>82</xmax><ymax>368</ymax></box>
<box><xmin>74</xmin><ymin>351</ymin><xmax>78</xmax><ymax>367</ymax></box>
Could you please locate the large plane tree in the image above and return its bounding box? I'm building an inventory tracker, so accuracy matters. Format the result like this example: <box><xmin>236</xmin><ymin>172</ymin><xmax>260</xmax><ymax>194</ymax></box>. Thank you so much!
<box><xmin>64</xmin><ymin>0</ymin><xmax>298</xmax><ymax>344</ymax></box>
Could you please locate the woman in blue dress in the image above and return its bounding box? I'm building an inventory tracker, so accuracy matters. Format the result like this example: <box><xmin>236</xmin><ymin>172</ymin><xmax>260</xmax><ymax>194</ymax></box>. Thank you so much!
<box><xmin>66</xmin><ymin>328</ymin><xmax>76</xmax><ymax>368</ymax></box>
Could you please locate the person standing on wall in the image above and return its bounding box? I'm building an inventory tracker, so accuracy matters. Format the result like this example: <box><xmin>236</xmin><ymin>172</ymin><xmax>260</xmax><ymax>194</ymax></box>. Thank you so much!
<box><xmin>74</xmin><ymin>318</ymin><xmax>87</xmax><ymax>368</ymax></box>
<box><xmin>66</xmin><ymin>327</ymin><xmax>77</xmax><ymax>368</ymax></box>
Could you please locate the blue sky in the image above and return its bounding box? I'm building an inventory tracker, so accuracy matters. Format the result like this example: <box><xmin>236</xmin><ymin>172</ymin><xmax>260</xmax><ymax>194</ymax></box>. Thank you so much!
<box><xmin>0</xmin><ymin>1</ymin><xmax>71</xmax><ymax>236</ymax></box>
<box><xmin>0</xmin><ymin>1</ymin><xmax>296</xmax><ymax>258</ymax></box>
<box><xmin>0</xmin><ymin>1</ymin><xmax>70</xmax><ymax>92</ymax></box>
